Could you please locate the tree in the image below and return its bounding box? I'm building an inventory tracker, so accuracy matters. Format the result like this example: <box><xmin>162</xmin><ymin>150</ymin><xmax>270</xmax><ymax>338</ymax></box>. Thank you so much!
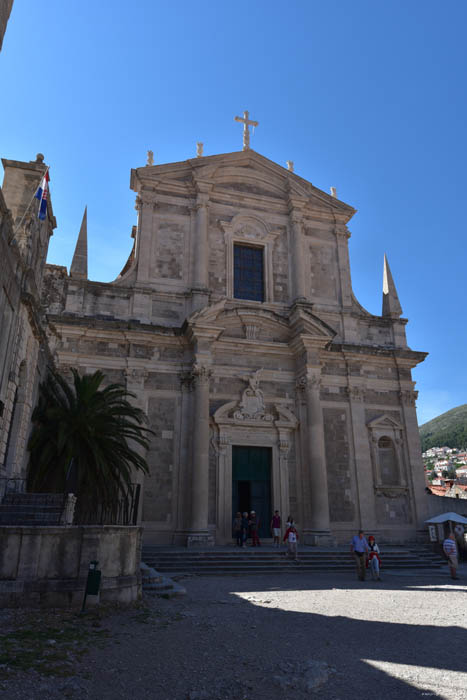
<box><xmin>27</xmin><ymin>368</ymin><xmax>152</xmax><ymax>520</ymax></box>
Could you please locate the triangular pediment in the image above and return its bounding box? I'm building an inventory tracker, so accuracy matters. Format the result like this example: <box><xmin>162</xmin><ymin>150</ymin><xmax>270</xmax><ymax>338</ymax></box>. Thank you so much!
<box><xmin>367</xmin><ymin>413</ymin><xmax>404</xmax><ymax>430</ymax></box>
<box><xmin>131</xmin><ymin>150</ymin><xmax>356</xmax><ymax>220</ymax></box>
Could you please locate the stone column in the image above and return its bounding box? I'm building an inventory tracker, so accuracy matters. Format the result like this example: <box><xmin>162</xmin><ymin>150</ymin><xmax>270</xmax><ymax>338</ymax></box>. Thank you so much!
<box><xmin>188</xmin><ymin>363</ymin><xmax>213</xmax><ymax>546</ymax></box>
<box><xmin>303</xmin><ymin>370</ymin><xmax>332</xmax><ymax>543</ymax></box>
<box><xmin>288</xmin><ymin>206</ymin><xmax>307</xmax><ymax>301</ymax></box>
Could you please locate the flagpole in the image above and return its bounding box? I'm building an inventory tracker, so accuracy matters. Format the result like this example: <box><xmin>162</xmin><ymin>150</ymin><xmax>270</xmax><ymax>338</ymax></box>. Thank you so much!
<box><xmin>12</xmin><ymin>165</ymin><xmax>51</xmax><ymax>238</ymax></box>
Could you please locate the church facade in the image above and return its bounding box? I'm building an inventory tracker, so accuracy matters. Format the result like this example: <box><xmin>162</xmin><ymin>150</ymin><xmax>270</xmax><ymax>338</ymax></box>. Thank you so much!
<box><xmin>1</xmin><ymin>144</ymin><xmax>429</xmax><ymax>546</ymax></box>
<box><xmin>41</xmin><ymin>146</ymin><xmax>428</xmax><ymax>546</ymax></box>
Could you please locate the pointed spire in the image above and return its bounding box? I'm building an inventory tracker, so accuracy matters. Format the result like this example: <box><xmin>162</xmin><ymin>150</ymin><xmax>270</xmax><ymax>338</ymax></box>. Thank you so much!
<box><xmin>382</xmin><ymin>254</ymin><xmax>402</xmax><ymax>318</ymax></box>
<box><xmin>70</xmin><ymin>206</ymin><xmax>88</xmax><ymax>279</ymax></box>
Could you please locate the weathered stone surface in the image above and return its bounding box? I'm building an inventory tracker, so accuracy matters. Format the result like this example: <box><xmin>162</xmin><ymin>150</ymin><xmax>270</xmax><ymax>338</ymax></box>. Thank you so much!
<box><xmin>323</xmin><ymin>408</ymin><xmax>355</xmax><ymax>523</ymax></box>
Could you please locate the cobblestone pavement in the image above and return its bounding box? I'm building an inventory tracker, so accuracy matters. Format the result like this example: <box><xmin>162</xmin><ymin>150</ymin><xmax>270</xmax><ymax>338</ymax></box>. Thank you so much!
<box><xmin>1</xmin><ymin>566</ymin><xmax>467</xmax><ymax>700</ymax></box>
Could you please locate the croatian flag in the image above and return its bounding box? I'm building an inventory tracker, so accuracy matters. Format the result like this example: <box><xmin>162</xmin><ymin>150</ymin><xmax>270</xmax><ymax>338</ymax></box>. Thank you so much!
<box><xmin>34</xmin><ymin>171</ymin><xmax>50</xmax><ymax>220</ymax></box>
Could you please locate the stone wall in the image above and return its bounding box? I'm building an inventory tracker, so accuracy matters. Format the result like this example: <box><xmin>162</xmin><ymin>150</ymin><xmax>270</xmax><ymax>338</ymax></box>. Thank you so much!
<box><xmin>0</xmin><ymin>525</ymin><xmax>142</xmax><ymax>607</ymax></box>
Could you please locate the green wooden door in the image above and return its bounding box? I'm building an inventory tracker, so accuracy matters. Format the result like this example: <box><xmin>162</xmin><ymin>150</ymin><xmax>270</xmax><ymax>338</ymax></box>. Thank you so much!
<box><xmin>232</xmin><ymin>446</ymin><xmax>271</xmax><ymax>538</ymax></box>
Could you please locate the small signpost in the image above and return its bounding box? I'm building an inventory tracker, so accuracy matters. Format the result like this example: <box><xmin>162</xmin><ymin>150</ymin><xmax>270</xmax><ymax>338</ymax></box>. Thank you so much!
<box><xmin>80</xmin><ymin>560</ymin><xmax>101</xmax><ymax>614</ymax></box>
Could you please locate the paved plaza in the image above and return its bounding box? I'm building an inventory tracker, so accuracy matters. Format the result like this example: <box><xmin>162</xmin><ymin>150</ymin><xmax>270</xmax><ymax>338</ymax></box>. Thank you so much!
<box><xmin>1</xmin><ymin>565</ymin><xmax>466</xmax><ymax>700</ymax></box>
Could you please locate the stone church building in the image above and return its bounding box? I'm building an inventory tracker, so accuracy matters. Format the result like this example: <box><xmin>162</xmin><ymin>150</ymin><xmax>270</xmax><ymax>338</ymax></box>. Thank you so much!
<box><xmin>1</xmin><ymin>143</ymin><xmax>429</xmax><ymax>546</ymax></box>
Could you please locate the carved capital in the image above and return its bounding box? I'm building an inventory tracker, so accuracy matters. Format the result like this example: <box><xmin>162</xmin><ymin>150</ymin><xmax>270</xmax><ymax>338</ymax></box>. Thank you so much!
<box><xmin>192</xmin><ymin>364</ymin><xmax>212</xmax><ymax>386</ymax></box>
<box><xmin>279</xmin><ymin>439</ymin><xmax>290</xmax><ymax>455</ymax></box>
<box><xmin>306</xmin><ymin>372</ymin><xmax>321</xmax><ymax>390</ymax></box>
<box><xmin>195</xmin><ymin>193</ymin><xmax>210</xmax><ymax>210</ymax></box>
<box><xmin>399</xmin><ymin>390</ymin><xmax>418</xmax><ymax>407</ymax></box>
<box><xmin>125</xmin><ymin>367</ymin><xmax>148</xmax><ymax>382</ymax></box>
<box><xmin>335</xmin><ymin>225</ymin><xmax>351</xmax><ymax>240</ymax></box>
<box><xmin>346</xmin><ymin>385</ymin><xmax>365</xmax><ymax>402</ymax></box>
<box><xmin>139</xmin><ymin>191</ymin><xmax>158</xmax><ymax>207</ymax></box>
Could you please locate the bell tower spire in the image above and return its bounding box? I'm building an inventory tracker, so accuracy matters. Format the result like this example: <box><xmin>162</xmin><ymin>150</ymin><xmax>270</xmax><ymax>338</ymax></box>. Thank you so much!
<box><xmin>382</xmin><ymin>253</ymin><xmax>402</xmax><ymax>318</ymax></box>
<box><xmin>70</xmin><ymin>206</ymin><xmax>88</xmax><ymax>279</ymax></box>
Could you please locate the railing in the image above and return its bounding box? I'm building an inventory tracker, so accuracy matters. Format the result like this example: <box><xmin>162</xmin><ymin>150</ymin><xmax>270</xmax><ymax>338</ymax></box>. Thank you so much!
<box><xmin>73</xmin><ymin>483</ymin><xmax>141</xmax><ymax>526</ymax></box>
<box><xmin>0</xmin><ymin>476</ymin><xmax>26</xmax><ymax>500</ymax></box>
<box><xmin>0</xmin><ymin>478</ymin><xmax>141</xmax><ymax>527</ymax></box>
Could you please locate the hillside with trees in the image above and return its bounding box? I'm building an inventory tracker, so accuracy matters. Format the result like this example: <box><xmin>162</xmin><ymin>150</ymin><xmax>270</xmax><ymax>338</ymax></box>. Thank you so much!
<box><xmin>420</xmin><ymin>404</ymin><xmax>467</xmax><ymax>451</ymax></box>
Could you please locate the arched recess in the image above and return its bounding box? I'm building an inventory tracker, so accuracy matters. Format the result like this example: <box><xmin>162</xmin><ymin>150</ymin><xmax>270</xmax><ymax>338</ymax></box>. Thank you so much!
<box><xmin>367</xmin><ymin>414</ymin><xmax>407</xmax><ymax>490</ymax></box>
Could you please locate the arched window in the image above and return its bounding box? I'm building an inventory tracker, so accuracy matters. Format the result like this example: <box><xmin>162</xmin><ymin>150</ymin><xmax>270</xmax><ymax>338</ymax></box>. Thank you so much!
<box><xmin>378</xmin><ymin>436</ymin><xmax>399</xmax><ymax>485</ymax></box>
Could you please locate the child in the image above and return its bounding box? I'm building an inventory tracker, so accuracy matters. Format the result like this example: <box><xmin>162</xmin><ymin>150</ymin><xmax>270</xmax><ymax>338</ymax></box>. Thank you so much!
<box><xmin>283</xmin><ymin>523</ymin><xmax>299</xmax><ymax>562</ymax></box>
<box><xmin>270</xmin><ymin>510</ymin><xmax>281</xmax><ymax>548</ymax></box>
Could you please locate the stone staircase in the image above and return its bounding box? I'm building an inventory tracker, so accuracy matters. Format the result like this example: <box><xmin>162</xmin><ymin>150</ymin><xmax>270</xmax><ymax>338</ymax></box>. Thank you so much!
<box><xmin>142</xmin><ymin>545</ymin><xmax>444</xmax><ymax>577</ymax></box>
<box><xmin>0</xmin><ymin>492</ymin><xmax>66</xmax><ymax>526</ymax></box>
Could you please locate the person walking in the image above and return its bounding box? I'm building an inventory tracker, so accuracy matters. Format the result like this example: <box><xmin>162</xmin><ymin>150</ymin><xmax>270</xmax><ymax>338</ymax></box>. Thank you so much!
<box><xmin>366</xmin><ymin>535</ymin><xmax>382</xmax><ymax>581</ymax></box>
<box><xmin>350</xmin><ymin>530</ymin><xmax>369</xmax><ymax>581</ymax></box>
<box><xmin>271</xmin><ymin>510</ymin><xmax>281</xmax><ymax>548</ymax></box>
<box><xmin>283</xmin><ymin>523</ymin><xmax>299</xmax><ymax>562</ymax></box>
<box><xmin>249</xmin><ymin>511</ymin><xmax>261</xmax><ymax>547</ymax></box>
<box><xmin>454</xmin><ymin>522</ymin><xmax>465</xmax><ymax>561</ymax></box>
<box><xmin>233</xmin><ymin>512</ymin><xmax>243</xmax><ymax>547</ymax></box>
<box><xmin>241</xmin><ymin>511</ymin><xmax>249</xmax><ymax>547</ymax></box>
<box><xmin>443</xmin><ymin>532</ymin><xmax>459</xmax><ymax>580</ymax></box>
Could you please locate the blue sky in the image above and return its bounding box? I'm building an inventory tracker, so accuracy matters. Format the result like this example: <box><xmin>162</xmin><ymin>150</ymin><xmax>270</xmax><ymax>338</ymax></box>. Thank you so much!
<box><xmin>1</xmin><ymin>0</ymin><xmax>466</xmax><ymax>425</ymax></box>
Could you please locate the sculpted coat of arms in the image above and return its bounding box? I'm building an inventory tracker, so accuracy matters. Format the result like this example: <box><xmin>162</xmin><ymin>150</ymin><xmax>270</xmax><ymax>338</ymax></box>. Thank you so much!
<box><xmin>233</xmin><ymin>369</ymin><xmax>273</xmax><ymax>422</ymax></box>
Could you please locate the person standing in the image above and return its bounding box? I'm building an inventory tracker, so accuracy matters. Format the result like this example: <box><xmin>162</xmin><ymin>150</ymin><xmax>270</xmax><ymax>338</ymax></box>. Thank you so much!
<box><xmin>249</xmin><ymin>510</ymin><xmax>261</xmax><ymax>547</ymax></box>
<box><xmin>233</xmin><ymin>512</ymin><xmax>243</xmax><ymax>547</ymax></box>
<box><xmin>350</xmin><ymin>530</ymin><xmax>369</xmax><ymax>581</ymax></box>
<box><xmin>283</xmin><ymin>523</ymin><xmax>299</xmax><ymax>562</ymax></box>
<box><xmin>454</xmin><ymin>522</ymin><xmax>465</xmax><ymax>561</ymax></box>
<box><xmin>443</xmin><ymin>532</ymin><xmax>459</xmax><ymax>580</ymax></box>
<box><xmin>241</xmin><ymin>512</ymin><xmax>249</xmax><ymax>547</ymax></box>
<box><xmin>271</xmin><ymin>510</ymin><xmax>281</xmax><ymax>548</ymax></box>
<box><xmin>367</xmin><ymin>535</ymin><xmax>382</xmax><ymax>581</ymax></box>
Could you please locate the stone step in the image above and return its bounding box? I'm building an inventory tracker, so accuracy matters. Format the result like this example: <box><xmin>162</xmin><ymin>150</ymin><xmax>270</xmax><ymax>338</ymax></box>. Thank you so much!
<box><xmin>140</xmin><ymin>562</ymin><xmax>186</xmax><ymax>598</ymax></box>
<box><xmin>142</xmin><ymin>545</ymin><xmax>444</xmax><ymax>576</ymax></box>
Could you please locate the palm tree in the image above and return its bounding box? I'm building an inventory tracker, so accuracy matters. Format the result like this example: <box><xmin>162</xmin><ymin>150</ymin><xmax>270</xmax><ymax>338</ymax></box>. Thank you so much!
<box><xmin>27</xmin><ymin>368</ymin><xmax>152</xmax><ymax>522</ymax></box>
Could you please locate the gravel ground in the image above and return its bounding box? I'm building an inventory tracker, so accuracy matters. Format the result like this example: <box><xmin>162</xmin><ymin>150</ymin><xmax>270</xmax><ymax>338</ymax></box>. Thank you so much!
<box><xmin>1</xmin><ymin>566</ymin><xmax>467</xmax><ymax>700</ymax></box>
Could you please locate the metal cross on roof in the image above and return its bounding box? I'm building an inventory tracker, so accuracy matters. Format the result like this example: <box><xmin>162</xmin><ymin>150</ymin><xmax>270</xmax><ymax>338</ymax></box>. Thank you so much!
<box><xmin>234</xmin><ymin>110</ymin><xmax>258</xmax><ymax>151</ymax></box>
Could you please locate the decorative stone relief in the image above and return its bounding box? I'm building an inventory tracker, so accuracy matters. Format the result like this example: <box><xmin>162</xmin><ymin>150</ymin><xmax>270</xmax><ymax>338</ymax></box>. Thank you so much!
<box><xmin>295</xmin><ymin>376</ymin><xmax>307</xmax><ymax>394</ymax></box>
<box><xmin>179</xmin><ymin>371</ymin><xmax>194</xmax><ymax>391</ymax></box>
<box><xmin>244</xmin><ymin>324</ymin><xmax>259</xmax><ymax>340</ymax></box>
<box><xmin>234</xmin><ymin>369</ymin><xmax>273</xmax><ymax>422</ymax></box>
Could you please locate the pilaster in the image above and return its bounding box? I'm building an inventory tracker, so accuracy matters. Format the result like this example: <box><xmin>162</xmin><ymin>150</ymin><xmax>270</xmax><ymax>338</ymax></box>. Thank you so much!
<box><xmin>288</xmin><ymin>199</ymin><xmax>307</xmax><ymax>301</ymax></box>
<box><xmin>344</xmin><ymin>379</ymin><xmax>376</xmax><ymax>528</ymax></box>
